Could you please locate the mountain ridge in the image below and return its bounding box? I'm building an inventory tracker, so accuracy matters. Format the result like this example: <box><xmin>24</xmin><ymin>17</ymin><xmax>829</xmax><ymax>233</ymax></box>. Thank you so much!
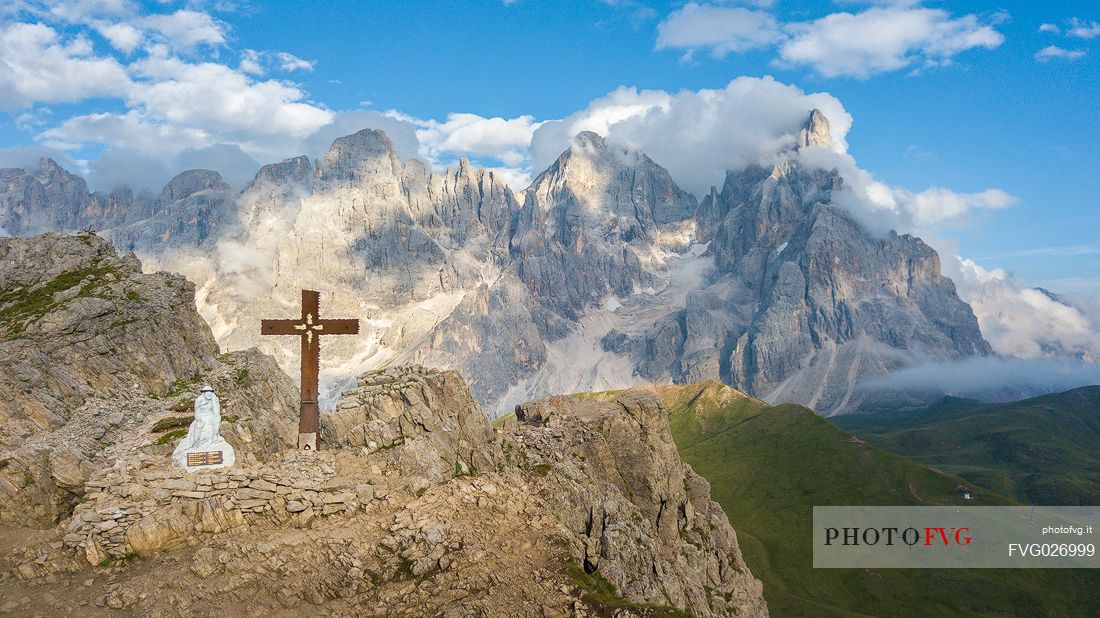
<box><xmin>0</xmin><ymin>110</ymin><xmax>992</xmax><ymax>416</ymax></box>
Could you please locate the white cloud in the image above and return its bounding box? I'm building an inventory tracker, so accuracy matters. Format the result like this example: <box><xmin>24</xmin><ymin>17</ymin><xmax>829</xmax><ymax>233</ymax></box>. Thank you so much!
<box><xmin>0</xmin><ymin>144</ymin><xmax>79</xmax><ymax>171</ymax></box>
<box><xmin>41</xmin><ymin>47</ymin><xmax>333</xmax><ymax>164</ymax></box>
<box><xmin>42</xmin><ymin>0</ymin><xmax>135</xmax><ymax>23</ymax></box>
<box><xmin>904</xmin><ymin>187</ymin><xmax>1015</xmax><ymax>222</ymax></box>
<box><xmin>780</xmin><ymin>7</ymin><xmax>1004</xmax><ymax>78</ymax></box>
<box><xmin>95</xmin><ymin>21</ymin><xmax>142</xmax><ymax>52</ymax></box>
<box><xmin>484</xmin><ymin>166</ymin><xmax>533</xmax><ymax>192</ymax></box>
<box><xmin>176</xmin><ymin>143</ymin><xmax>260</xmax><ymax>188</ymax></box>
<box><xmin>414</xmin><ymin>113</ymin><xmax>543</xmax><ymax>167</ymax></box>
<box><xmin>274</xmin><ymin>51</ymin><xmax>315</xmax><ymax>72</ymax></box>
<box><xmin>239</xmin><ymin>48</ymin><xmax>264</xmax><ymax>74</ymax></box>
<box><xmin>1067</xmin><ymin>18</ymin><xmax>1100</xmax><ymax>39</ymax></box>
<box><xmin>239</xmin><ymin>49</ymin><xmax>317</xmax><ymax>75</ymax></box>
<box><xmin>655</xmin><ymin>5</ymin><xmax>1005</xmax><ymax>78</ymax></box>
<box><xmin>140</xmin><ymin>9</ymin><xmax>226</xmax><ymax>49</ymax></box>
<box><xmin>41</xmin><ymin>109</ymin><xmax>211</xmax><ymax>152</ymax></box>
<box><xmin>85</xmin><ymin>146</ymin><xmax>173</xmax><ymax>192</ymax></box>
<box><xmin>129</xmin><ymin>51</ymin><xmax>330</xmax><ymax>139</ymax></box>
<box><xmin>864</xmin><ymin>356</ymin><xmax>1100</xmax><ymax>399</ymax></box>
<box><xmin>531</xmin><ymin>76</ymin><xmax>851</xmax><ymax>196</ymax></box>
<box><xmin>1039</xmin><ymin>23</ymin><xmax>1060</xmax><ymax>34</ymax></box>
<box><xmin>656</xmin><ymin>3</ymin><xmax>782</xmax><ymax>59</ymax></box>
<box><xmin>953</xmin><ymin>258</ymin><xmax>1100</xmax><ymax>362</ymax></box>
<box><xmin>0</xmin><ymin>22</ymin><xmax>131</xmax><ymax>110</ymax></box>
<box><xmin>1035</xmin><ymin>45</ymin><xmax>1086</xmax><ymax>62</ymax></box>
<box><xmin>301</xmin><ymin>109</ymin><xmax>421</xmax><ymax>161</ymax></box>
<box><xmin>797</xmin><ymin>145</ymin><xmax>1017</xmax><ymax>236</ymax></box>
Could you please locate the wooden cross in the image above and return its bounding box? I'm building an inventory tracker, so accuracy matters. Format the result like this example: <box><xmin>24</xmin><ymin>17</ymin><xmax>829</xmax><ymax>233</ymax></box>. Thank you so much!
<box><xmin>261</xmin><ymin>290</ymin><xmax>359</xmax><ymax>450</ymax></box>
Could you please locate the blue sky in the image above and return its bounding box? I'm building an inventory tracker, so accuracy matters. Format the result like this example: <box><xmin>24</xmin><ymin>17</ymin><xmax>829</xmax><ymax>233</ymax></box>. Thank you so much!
<box><xmin>1</xmin><ymin>0</ymin><xmax>1098</xmax><ymax>299</ymax></box>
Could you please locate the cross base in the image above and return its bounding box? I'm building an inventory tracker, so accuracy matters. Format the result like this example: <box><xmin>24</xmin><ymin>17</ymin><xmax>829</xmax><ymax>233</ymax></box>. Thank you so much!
<box><xmin>298</xmin><ymin>432</ymin><xmax>318</xmax><ymax>451</ymax></box>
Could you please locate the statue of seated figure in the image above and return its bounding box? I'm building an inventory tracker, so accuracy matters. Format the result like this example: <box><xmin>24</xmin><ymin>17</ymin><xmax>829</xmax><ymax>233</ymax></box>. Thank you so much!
<box><xmin>172</xmin><ymin>385</ymin><xmax>237</xmax><ymax>472</ymax></box>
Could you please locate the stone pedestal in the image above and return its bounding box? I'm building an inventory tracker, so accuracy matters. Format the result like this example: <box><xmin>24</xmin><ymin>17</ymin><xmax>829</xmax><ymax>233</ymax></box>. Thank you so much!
<box><xmin>172</xmin><ymin>435</ymin><xmax>236</xmax><ymax>473</ymax></box>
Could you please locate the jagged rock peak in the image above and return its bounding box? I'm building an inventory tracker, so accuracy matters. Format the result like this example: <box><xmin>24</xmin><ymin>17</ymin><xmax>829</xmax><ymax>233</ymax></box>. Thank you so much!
<box><xmin>158</xmin><ymin>169</ymin><xmax>231</xmax><ymax>203</ymax></box>
<box><xmin>564</xmin><ymin>130</ymin><xmax>644</xmax><ymax>166</ymax></box>
<box><xmin>798</xmin><ymin>108</ymin><xmax>833</xmax><ymax>150</ymax></box>
<box><xmin>326</xmin><ymin>128</ymin><xmax>397</xmax><ymax>158</ymax></box>
<box><xmin>249</xmin><ymin>155</ymin><xmax>312</xmax><ymax>187</ymax></box>
<box><xmin>571</xmin><ymin>130</ymin><xmax>606</xmax><ymax>151</ymax></box>
<box><xmin>33</xmin><ymin>157</ymin><xmax>70</xmax><ymax>179</ymax></box>
<box><xmin>314</xmin><ymin>128</ymin><xmax>402</xmax><ymax>186</ymax></box>
<box><xmin>545</xmin><ymin>130</ymin><xmax>650</xmax><ymax>180</ymax></box>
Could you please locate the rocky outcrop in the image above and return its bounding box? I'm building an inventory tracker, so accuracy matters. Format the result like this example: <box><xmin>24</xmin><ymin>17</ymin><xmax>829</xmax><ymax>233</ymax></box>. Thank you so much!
<box><xmin>322</xmin><ymin>365</ymin><xmax>496</xmax><ymax>481</ymax></box>
<box><xmin>0</xmin><ymin>233</ymin><xmax>299</xmax><ymax>527</ymax></box>
<box><xmin>799</xmin><ymin>108</ymin><xmax>834</xmax><ymax>150</ymax></box>
<box><xmin>511</xmin><ymin>391</ymin><xmax>767</xmax><ymax>617</ymax></box>
<box><xmin>0</xmin><ymin>232</ymin><xmax>218</xmax><ymax>444</ymax></box>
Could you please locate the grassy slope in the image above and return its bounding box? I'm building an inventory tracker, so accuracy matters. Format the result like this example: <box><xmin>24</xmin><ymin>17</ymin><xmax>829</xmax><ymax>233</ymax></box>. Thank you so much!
<box><xmin>574</xmin><ymin>382</ymin><xmax>1100</xmax><ymax>617</ymax></box>
<box><xmin>835</xmin><ymin>387</ymin><xmax>1100</xmax><ymax>505</ymax></box>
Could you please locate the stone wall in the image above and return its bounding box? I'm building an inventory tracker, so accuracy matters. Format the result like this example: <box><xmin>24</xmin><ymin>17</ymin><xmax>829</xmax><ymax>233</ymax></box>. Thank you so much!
<box><xmin>62</xmin><ymin>451</ymin><xmax>383</xmax><ymax>564</ymax></box>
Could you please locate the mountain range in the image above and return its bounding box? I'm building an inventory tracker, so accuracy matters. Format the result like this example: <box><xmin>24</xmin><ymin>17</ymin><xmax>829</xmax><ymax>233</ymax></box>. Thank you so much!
<box><xmin>0</xmin><ymin>110</ymin><xmax>994</xmax><ymax>415</ymax></box>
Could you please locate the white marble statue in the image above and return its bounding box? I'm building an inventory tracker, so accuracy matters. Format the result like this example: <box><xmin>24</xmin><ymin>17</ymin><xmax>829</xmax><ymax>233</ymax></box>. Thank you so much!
<box><xmin>172</xmin><ymin>385</ymin><xmax>236</xmax><ymax>472</ymax></box>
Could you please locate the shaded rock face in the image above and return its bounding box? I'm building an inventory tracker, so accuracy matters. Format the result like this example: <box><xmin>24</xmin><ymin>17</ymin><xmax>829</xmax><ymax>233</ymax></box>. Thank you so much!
<box><xmin>0</xmin><ymin>158</ymin><xmax>129</xmax><ymax>235</ymax></box>
<box><xmin>0</xmin><ymin>233</ymin><xmax>298</xmax><ymax>527</ymax></box>
<box><xmin>509</xmin><ymin>390</ymin><xmax>768</xmax><ymax>617</ymax></box>
<box><xmin>632</xmin><ymin>154</ymin><xmax>991</xmax><ymax>413</ymax></box>
<box><xmin>627</xmin><ymin>112</ymin><xmax>991</xmax><ymax>413</ymax></box>
<box><xmin>105</xmin><ymin>169</ymin><xmax>238</xmax><ymax>252</ymax></box>
<box><xmin>406</xmin><ymin>270</ymin><xmax>549</xmax><ymax>406</ymax></box>
<box><xmin>0</xmin><ymin>159</ymin><xmax>234</xmax><ymax>251</ymax></box>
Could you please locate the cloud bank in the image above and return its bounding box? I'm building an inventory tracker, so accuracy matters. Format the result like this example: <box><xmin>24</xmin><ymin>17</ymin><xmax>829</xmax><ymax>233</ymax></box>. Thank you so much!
<box><xmin>0</xmin><ymin>4</ymin><xmax>331</xmax><ymax>188</ymax></box>
<box><xmin>530</xmin><ymin>77</ymin><xmax>850</xmax><ymax>195</ymax></box>
<box><xmin>953</xmin><ymin>259</ymin><xmax>1100</xmax><ymax>363</ymax></box>
<box><xmin>862</xmin><ymin>356</ymin><xmax>1100</xmax><ymax>401</ymax></box>
<box><xmin>654</xmin><ymin>3</ymin><xmax>1005</xmax><ymax>78</ymax></box>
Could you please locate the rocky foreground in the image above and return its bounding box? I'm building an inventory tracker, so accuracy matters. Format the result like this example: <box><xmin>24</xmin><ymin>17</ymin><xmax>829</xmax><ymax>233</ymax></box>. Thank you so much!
<box><xmin>0</xmin><ymin>234</ymin><xmax>767</xmax><ymax>616</ymax></box>
<box><xmin>2</xmin><ymin>365</ymin><xmax>768</xmax><ymax>617</ymax></box>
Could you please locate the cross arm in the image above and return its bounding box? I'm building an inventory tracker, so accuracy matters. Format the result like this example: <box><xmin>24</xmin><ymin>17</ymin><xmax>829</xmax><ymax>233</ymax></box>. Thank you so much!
<box><xmin>261</xmin><ymin>319</ymin><xmax>303</xmax><ymax>335</ymax></box>
<box><xmin>317</xmin><ymin>319</ymin><xmax>360</xmax><ymax>335</ymax></box>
